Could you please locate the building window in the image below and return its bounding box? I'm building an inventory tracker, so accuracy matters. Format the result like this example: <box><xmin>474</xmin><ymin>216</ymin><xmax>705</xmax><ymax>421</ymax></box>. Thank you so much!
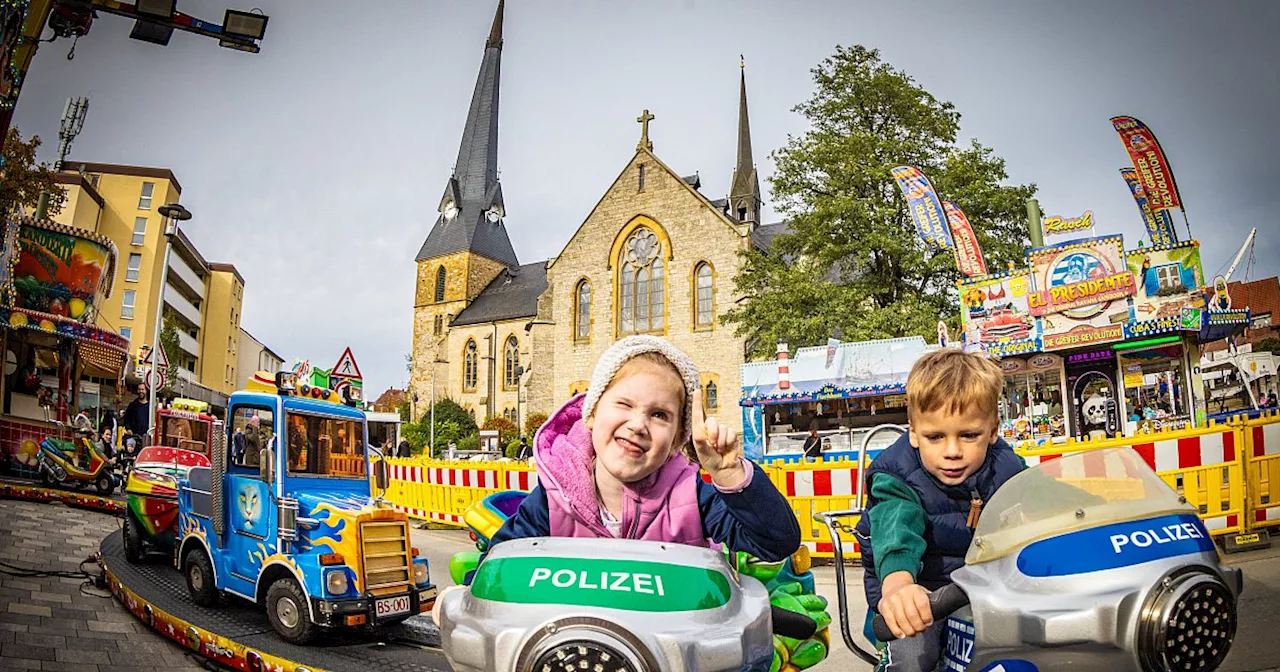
<box><xmin>434</xmin><ymin>315</ymin><xmax>443</xmax><ymax>335</ymax></box>
<box><xmin>574</xmin><ymin>279</ymin><xmax>591</xmax><ymax>342</ymax></box>
<box><xmin>121</xmin><ymin>290</ymin><xmax>136</xmax><ymax>320</ymax></box>
<box><xmin>694</xmin><ymin>262</ymin><xmax>714</xmax><ymax>328</ymax></box>
<box><xmin>503</xmin><ymin>406</ymin><xmax>517</xmax><ymax>423</ymax></box>
<box><xmin>138</xmin><ymin>182</ymin><xmax>154</xmax><ymax>210</ymax></box>
<box><xmin>228</xmin><ymin>336</ymin><xmax>233</xmax><ymax>352</ymax></box>
<box><xmin>503</xmin><ymin>336</ymin><xmax>520</xmax><ymax>389</ymax></box>
<box><xmin>435</xmin><ymin>265</ymin><xmax>447</xmax><ymax>302</ymax></box>
<box><xmin>705</xmin><ymin>381</ymin><xmax>719</xmax><ymax>411</ymax></box>
<box><xmin>462</xmin><ymin>339</ymin><xmax>478</xmax><ymax>391</ymax></box>
<box><xmin>120</xmin><ymin>327</ymin><xmax>132</xmax><ymax>342</ymax></box>
<box><xmin>618</xmin><ymin>227</ymin><xmax>665</xmax><ymax>335</ymax></box>
<box><xmin>126</xmin><ymin>253</ymin><xmax>142</xmax><ymax>282</ymax></box>
<box><xmin>132</xmin><ymin>218</ymin><xmax>147</xmax><ymax>245</ymax></box>
<box><xmin>1155</xmin><ymin>264</ymin><xmax>1184</xmax><ymax>292</ymax></box>
<box><xmin>1252</xmin><ymin>313</ymin><xmax>1272</xmax><ymax>330</ymax></box>
<box><xmin>87</xmin><ymin>173</ymin><xmax>100</xmax><ymax>187</ymax></box>
<box><xmin>638</xmin><ymin>164</ymin><xmax>646</xmax><ymax>192</ymax></box>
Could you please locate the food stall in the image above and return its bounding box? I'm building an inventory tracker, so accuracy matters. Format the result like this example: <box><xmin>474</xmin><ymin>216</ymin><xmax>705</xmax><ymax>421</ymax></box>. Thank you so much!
<box><xmin>739</xmin><ymin>336</ymin><xmax>931</xmax><ymax>462</ymax></box>
<box><xmin>0</xmin><ymin>216</ymin><xmax>130</xmax><ymax>477</ymax></box>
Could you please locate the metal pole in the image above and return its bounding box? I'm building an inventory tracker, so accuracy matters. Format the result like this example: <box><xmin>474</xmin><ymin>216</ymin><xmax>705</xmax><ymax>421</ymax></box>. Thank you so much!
<box><xmin>430</xmin><ymin>370</ymin><xmax>436</xmax><ymax>453</ymax></box>
<box><xmin>147</xmin><ymin>230</ymin><xmax>175</xmax><ymax>432</ymax></box>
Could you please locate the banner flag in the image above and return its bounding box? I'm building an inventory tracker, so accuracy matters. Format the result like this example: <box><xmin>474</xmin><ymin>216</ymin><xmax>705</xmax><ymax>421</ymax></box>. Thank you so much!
<box><xmin>1120</xmin><ymin>167</ymin><xmax>1179</xmax><ymax>247</ymax></box>
<box><xmin>1110</xmin><ymin>116</ymin><xmax>1183</xmax><ymax>210</ymax></box>
<box><xmin>892</xmin><ymin>165</ymin><xmax>954</xmax><ymax>252</ymax></box>
<box><xmin>941</xmin><ymin>202</ymin><xmax>987</xmax><ymax>276</ymax></box>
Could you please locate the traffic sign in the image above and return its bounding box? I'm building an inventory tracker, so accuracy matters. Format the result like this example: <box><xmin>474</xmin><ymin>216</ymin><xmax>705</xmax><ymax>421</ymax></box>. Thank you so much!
<box><xmin>330</xmin><ymin>347</ymin><xmax>362</xmax><ymax>380</ymax></box>
<box><xmin>142</xmin><ymin>342</ymin><xmax>170</xmax><ymax>370</ymax></box>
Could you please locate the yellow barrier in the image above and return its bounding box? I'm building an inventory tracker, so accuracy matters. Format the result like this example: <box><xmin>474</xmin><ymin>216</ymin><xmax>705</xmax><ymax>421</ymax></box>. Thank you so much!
<box><xmin>377</xmin><ymin>414</ymin><xmax>1280</xmax><ymax>555</ymax></box>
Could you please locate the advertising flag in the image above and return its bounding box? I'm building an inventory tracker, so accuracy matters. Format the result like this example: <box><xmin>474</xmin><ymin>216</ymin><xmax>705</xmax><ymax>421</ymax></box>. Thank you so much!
<box><xmin>1110</xmin><ymin>116</ymin><xmax>1182</xmax><ymax>210</ymax></box>
<box><xmin>891</xmin><ymin>166</ymin><xmax>954</xmax><ymax>252</ymax></box>
<box><xmin>941</xmin><ymin>202</ymin><xmax>987</xmax><ymax>276</ymax></box>
<box><xmin>1120</xmin><ymin>167</ymin><xmax>1178</xmax><ymax>247</ymax></box>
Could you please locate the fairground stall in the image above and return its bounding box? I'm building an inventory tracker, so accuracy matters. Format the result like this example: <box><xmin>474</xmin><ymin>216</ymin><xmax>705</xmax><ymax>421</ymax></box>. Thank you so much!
<box><xmin>739</xmin><ymin>336</ymin><xmax>931</xmax><ymax>462</ymax></box>
<box><xmin>961</xmin><ymin>233</ymin><xmax>1249</xmax><ymax>446</ymax></box>
<box><xmin>0</xmin><ymin>217</ymin><xmax>130</xmax><ymax>477</ymax></box>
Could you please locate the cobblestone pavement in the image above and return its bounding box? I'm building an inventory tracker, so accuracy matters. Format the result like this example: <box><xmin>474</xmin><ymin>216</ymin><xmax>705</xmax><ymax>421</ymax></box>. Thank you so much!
<box><xmin>0</xmin><ymin>499</ymin><xmax>206</xmax><ymax>672</ymax></box>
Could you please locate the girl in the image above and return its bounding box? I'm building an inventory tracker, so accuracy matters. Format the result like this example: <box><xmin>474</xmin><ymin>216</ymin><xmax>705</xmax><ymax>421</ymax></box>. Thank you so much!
<box><xmin>455</xmin><ymin>335</ymin><xmax>800</xmax><ymax>586</ymax></box>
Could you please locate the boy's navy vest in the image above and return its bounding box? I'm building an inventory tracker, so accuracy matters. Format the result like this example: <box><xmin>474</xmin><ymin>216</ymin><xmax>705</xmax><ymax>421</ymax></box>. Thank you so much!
<box><xmin>854</xmin><ymin>433</ymin><xmax>1023</xmax><ymax>610</ymax></box>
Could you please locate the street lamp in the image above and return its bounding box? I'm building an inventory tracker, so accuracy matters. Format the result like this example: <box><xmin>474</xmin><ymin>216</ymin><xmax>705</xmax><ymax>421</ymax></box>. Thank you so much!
<box><xmin>147</xmin><ymin>202</ymin><xmax>192</xmax><ymax>431</ymax></box>
<box><xmin>429</xmin><ymin>357</ymin><xmax>448</xmax><ymax>452</ymax></box>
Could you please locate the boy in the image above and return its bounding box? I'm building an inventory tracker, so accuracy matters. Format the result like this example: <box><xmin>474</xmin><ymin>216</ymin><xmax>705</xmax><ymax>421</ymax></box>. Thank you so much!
<box><xmin>853</xmin><ymin>349</ymin><xmax>1025</xmax><ymax>671</ymax></box>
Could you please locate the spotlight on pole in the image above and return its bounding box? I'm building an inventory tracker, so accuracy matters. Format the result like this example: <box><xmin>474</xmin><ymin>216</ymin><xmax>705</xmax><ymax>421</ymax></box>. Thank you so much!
<box><xmin>134</xmin><ymin>0</ymin><xmax>177</xmax><ymax>19</ymax></box>
<box><xmin>222</xmin><ymin>9</ymin><xmax>269</xmax><ymax>41</ymax></box>
<box><xmin>129</xmin><ymin>19</ymin><xmax>174</xmax><ymax>46</ymax></box>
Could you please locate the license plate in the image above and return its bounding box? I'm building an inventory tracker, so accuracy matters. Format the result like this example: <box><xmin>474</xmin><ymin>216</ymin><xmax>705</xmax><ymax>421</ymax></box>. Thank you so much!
<box><xmin>374</xmin><ymin>595</ymin><xmax>410</xmax><ymax>619</ymax></box>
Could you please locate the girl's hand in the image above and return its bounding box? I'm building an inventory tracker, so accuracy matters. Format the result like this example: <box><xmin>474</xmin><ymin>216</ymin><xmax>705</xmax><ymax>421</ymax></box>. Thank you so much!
<box><xmin>691</xmin><ymin>389</ymin><xmax>745</xmax><ymax>488</ymax></box>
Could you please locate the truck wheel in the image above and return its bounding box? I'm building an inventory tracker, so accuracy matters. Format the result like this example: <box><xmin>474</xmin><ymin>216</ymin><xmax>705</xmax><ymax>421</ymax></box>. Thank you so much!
<box><xmin>183</xmin><ymin>548</ymin><xmax>219</xmax><ymax>607</ymax></box>
<box><xmin>266</xmin><ymin>578</ymin><xmax>317</xmax><ymax>645</ymax></box>
<box><xmin>95</xmin><ymin>474</ymin><xmax>114</xmax><ymax>495</ymax></box>
<box><xmin>123</xmin><ymin>515</ymin><xmax>144</xmax><ymax>564</ymax></box>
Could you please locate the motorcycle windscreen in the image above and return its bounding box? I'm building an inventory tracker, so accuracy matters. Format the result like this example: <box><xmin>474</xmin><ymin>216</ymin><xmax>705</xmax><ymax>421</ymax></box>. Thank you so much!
<box><xmin>966</xmin><ymin>446</ymin><xmax>1195</xmax><ymax>566</ymax></box>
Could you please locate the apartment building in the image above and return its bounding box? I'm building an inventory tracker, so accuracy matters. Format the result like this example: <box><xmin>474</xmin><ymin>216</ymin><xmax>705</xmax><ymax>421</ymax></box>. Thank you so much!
<box><xmin>237</xmin><ymin>328</ymin><xmax>285</xmax><ymax>390</ymax></box>
<box><xmin>51</xmin><ymin>162</ymin><xmax>258</xmax><ymax>403</ymax></box>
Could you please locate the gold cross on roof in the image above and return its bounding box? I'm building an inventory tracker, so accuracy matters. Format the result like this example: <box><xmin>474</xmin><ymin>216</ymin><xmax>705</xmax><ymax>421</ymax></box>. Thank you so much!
<box><xmin>637</xmin><ymin>109</ymin><xmax>655</xmax><ymax>151</ymax></box>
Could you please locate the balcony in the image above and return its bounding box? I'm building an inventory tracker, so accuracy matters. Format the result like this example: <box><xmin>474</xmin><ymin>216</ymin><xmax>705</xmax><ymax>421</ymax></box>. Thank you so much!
<box><xmin>164</xmin><ymin>286</ymin><xmax>202</xmax><ymax>328</ymax></box>
<box><xmin>177</xmin><ymin>330</ymin><xmax>199</xmax><ymax>357</ymax></box>
<box><xmin>176</xmin><ymin>367</ymin><xmax>196</xmax><ymax>382</ymax></box>
<box><xmin>167</xmin><ymin>252</ymin><xmax>205</xmax><ymax>298</ymax></box>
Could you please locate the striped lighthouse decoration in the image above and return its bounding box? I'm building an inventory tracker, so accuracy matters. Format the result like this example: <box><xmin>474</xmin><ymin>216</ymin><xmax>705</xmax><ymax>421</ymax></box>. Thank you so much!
<box><xmin>777</xmin><ymin>340</ymin><xmax>791</xmax><ymax>390</ymax></box>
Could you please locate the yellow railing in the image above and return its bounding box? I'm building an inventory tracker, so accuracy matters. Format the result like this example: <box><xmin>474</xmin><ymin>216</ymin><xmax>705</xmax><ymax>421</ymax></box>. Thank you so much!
<box><xmin>374</xmin><ymin>414</ymin><xmax>1280</xmax><ymax>557</ymax></box>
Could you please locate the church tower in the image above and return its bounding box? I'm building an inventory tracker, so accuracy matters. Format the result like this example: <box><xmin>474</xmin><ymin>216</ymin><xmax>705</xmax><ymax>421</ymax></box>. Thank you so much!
<box><xmin>728</xmin><ymin>59</ymin><xmax>763</xmax><ymax>227</ymax></box>
<box><xmin>411</xmin><ymin>0</ymin><xmax>517</xmax><ymax>413</ymax></box>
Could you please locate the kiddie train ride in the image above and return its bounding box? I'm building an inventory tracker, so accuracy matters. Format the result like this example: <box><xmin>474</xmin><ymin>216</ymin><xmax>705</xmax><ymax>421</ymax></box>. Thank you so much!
<box><xmin>100</xmin><ymin>370</ymin><xmax>453</xmax><ymax>672</ymax></box>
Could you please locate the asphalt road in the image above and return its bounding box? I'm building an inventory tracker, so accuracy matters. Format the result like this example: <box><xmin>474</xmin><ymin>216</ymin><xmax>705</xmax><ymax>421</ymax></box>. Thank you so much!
<box><xmin>410</xmin><ymin>525</ymin><xmax>1280</xmax><ymax>672</ymax></box>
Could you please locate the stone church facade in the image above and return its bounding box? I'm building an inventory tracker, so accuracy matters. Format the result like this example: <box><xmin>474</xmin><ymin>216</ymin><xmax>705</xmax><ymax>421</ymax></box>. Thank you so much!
<box><xmin>409</xmin><ymin>0</ymin><xmax>782</xmax><ymax>433</ymax></box>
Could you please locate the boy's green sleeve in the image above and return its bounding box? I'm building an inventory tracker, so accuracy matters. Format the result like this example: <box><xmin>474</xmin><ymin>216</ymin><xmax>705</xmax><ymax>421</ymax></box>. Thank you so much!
<box><xmin>867</xmin><ymin>473</ymin><xmax>926</xmax><ymax>581</ymax></box>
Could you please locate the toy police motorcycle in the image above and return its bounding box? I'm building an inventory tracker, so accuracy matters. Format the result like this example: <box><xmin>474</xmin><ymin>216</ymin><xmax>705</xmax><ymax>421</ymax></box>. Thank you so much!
<box><xmin>36</xmin><ymin>413</ymin><xmax>119</xmax><ymax>495</ymax></box>
<box><xmin>437</xmin><ymin>491</ymin><xmax>833</xmax><ymax>672</ymax></box>
<box><xmin>817</xmin><ymin>425</ymin><xmax>1243</xmax><ymax>672</ymax></box>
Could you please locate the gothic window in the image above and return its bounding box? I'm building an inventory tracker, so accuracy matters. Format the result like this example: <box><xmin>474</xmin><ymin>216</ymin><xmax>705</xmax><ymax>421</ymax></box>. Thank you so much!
<box><xmin>462</xmin><ymin>339</ymin><xmax>477</xmax><ymax>391</ymax></box>
<box><xmin>434</xmin><ymin>315</ymin><xmax>443</xmax><ymax>335</ymax></box>
<box><xmin>638</xmin><ymin>164</ymin><xmax>646</xmax><ymax>192</ymax></box>
<box><xmin>618</xmin><ymin>227</ymin><xmax>665</xmax><ymax>335</ymax></box>
<box><xmin>435</xmin><ymin>265</ymin><xmax>447</xmax><ymax>302</ymax></box>
<box><xmin>574</xmin><ymin>279</ymin><xmax>591</xmax><ymax>342</ymax></box>
<box><xmin>503</xmin><ymin>336</ymin><xmax>520</xmax><ymax>389</ymax></box>
<box><xmin>694</xmin><ymin>262</ymin><xmax>714</xmax><ymax>328</ymax></box>
<box><xmin>705</xmin><ymin>381</ymin><xmax>719</xmax><ymax>411</ymax></box>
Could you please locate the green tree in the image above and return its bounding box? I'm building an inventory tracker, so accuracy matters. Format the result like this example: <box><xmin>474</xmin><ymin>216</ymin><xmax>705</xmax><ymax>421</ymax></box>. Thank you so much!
<box><xmin>0</xmin><ymin>128</ymin><xmax>65</xmax><ymax>217</ymax></box>
<box><xmin>724</xmin><ymin>45</ymin><xmax>1036</xmax><ymax>357</ymax></box>
<box><xmin>482</xmin><ymin>416</ymin><xmax>519</xmax><ymax>446</ymax></box>
<box><xmin>418</xmin><ymin>398</ymin><xmax>477</xmax><ymax>436</ymax></box>
<box><xmin>524</xmin><ymin>411</ymin><xmax>548</xmax><ymax>439</ymax></box>
<box><xmin>1256</xmin><ymin>337</ymin><xmax>1280</xmax><ymax>355</ymax></box>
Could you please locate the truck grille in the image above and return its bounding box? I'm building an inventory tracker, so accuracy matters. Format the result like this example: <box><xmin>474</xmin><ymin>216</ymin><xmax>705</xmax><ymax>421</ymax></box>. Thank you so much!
<box><xmin>360</xmin><ymin>520</ymin><xmax>412</xmax><ymax>591</ymax></box>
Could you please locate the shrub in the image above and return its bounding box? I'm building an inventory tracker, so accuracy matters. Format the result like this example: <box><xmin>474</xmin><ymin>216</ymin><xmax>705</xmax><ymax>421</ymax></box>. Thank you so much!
<box><xmin>482</xmin><ymin>416</ymin><xmax>519</xmax><ymax>446</ymax></box>
<box><xmin>524</xmin><ymin>412</ymin><xmax>549</xmax><ymax>438</ymax></box>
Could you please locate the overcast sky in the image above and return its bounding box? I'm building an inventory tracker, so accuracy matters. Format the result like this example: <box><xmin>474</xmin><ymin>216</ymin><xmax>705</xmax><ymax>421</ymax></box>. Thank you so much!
<box><xmin>13</xmin><ymin>0</ymin><xmax>1279</xmax><ymax>397</ymax></box>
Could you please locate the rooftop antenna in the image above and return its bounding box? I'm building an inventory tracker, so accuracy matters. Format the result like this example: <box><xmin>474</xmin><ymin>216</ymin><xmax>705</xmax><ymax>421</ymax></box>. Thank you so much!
<box><xmin>55</xmin><ymin>96</ymin><xmax>89</xmax><ymax>171</ymax></box>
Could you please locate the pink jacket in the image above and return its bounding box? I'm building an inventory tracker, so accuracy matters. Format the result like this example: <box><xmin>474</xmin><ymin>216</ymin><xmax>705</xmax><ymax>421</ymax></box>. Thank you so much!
<box><xmin>533</xmin><ymin>394</ymin><xmax>708</xmax><ymax>546</ymax></box>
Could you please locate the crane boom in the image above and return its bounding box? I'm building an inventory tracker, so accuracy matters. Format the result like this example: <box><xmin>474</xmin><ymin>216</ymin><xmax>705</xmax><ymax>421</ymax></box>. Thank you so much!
<box><xmin>1222</xmin><ymin>228</ymin><xmax>1256</xmax><ymax>282</ymax></box>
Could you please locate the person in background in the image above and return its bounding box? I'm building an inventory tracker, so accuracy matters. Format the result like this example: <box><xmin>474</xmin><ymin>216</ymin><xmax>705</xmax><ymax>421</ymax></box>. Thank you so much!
<box><xmin>122</xmin><ymin>383</ymin><xmax>150</xmax><ymax>443</ymax></box>
<box><xmin>516</xmin><ymin>436</ymin><xmax>532</xmax><ymax>461</ymax></box>
<box><xmin>803</xmin><ymin>426</ymin><xmax>822</xmax><ymax>461</ymax></box>
<box><xmin>397</xmin><ymin>439</ymin><xmax>412</xmax><ymax>458</ymax></box>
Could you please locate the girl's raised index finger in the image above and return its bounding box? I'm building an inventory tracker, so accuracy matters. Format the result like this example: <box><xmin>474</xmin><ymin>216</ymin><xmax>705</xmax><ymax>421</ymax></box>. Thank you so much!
<box><xmin>691</xmin><ymin>387</ymin><xmax>705</xmax><ymax>426</ymax></box>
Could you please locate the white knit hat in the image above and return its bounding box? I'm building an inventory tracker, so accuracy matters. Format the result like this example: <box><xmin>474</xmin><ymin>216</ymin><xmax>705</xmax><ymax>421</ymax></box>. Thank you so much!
<box><xmin>581</xmin><ymin>335</ymin><xmax>701</xmax><ymax>443</ymax></box>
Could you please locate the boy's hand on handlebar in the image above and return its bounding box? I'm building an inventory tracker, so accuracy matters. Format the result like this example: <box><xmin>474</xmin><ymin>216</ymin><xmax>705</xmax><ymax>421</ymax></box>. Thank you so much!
<box><xmin>879</xmin><ymin>575</ymin><xmax>933</xmax><ymax>639</ymax></box>
<box><xmin>691</xmin><ymin>389</ymin><xmax>744</xmax><ymax>488</ymax></box>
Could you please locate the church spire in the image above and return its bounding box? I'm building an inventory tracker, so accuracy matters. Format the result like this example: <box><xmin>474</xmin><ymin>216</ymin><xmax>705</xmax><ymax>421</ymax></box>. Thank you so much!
<box><xmin>729</xmin><ymin>56</ymin><xmax>763</xmax><ymax>227</ymax></box>
<box><xmin>416</xmin><ymin>0</ymin><xmax>518</xmax><ymax>266</ymax></box>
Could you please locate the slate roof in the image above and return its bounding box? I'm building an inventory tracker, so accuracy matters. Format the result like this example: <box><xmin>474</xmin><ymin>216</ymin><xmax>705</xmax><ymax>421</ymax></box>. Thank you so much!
<box><xmin>415</xmin><ymin>0</ymin><xmax>519</xmax><ymax>267</ymax></box>
<box><xmin>750</xmin><ymin>221</ymin><xmax>791</xmax><ymax>250</ymax></box>
<box><xmin>452</xmin><ymin>261</ymin><xmax>549</xmax><ymax>326</ymax></box>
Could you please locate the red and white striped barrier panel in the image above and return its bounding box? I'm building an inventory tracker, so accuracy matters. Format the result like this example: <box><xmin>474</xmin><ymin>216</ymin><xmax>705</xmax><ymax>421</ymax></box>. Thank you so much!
<box><xmin>1249</xmin><ymin>421</ymin><xmax>1280</xmax><ymax>527</ymax></box>
<box><xmin>1023</xmin><ymin>429</ymin><xmax>1241</xmax><ymax>533</ymax></box>
<box><xmin>385</xmin><ymin>462</ymin><xmax>535</xmax><ymax>525</ymax></box>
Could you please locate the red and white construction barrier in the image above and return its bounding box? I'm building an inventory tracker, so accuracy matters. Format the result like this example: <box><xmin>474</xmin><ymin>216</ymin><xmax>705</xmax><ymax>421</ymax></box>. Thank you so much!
<box><xmin>1250</xmin><ymin>422</ymin><xmax>1280</xmax><ymax>526</ymax></box>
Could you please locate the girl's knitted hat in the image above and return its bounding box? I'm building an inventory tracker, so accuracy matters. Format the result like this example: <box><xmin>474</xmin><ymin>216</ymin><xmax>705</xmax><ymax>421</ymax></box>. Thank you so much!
<box><xmin>581</xmin><ymin>335</ymin><xmax>701</xmax><ymax>443</ymax></box>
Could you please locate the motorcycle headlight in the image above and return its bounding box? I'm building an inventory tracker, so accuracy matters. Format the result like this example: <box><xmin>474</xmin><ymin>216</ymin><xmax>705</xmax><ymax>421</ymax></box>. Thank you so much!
<box><xmin>532</xmin><ymin>641</ymin><xmax>638</xmax><ymax>672</ymax></box>
<box><xmin>325</xmin><ymin>569</ymin><xmax>349</xmax><ymax>596</ymax></box>
<box><xmin>1138</xmin><ymin>568</ymin><xmax>1237</xmax><ymax>672</ymax></box>
<box><xmin>413</xmin><ymin>561</ymin><xmax>428</xmax><ymax>586</ymax></box>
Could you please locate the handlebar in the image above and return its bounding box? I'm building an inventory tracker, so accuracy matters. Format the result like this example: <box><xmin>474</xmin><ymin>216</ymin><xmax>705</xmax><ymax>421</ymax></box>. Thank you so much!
<box><xmin>770</xmin><ymin>605</ymin><xmax>818</xmax><ymax>641</ymax></box>
<box><xmin>870</xmin><ymin>583</ymin><xmax>969</xmax><ymax>643</ymax></box>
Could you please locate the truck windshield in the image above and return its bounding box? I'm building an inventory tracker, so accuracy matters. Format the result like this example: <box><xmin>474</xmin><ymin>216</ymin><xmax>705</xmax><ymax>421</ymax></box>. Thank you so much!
<box><xmin>284</xmin><ymin>412</ymin><xmax>366</xmax><ymax>478</ymax></box>
<box><xmin>159</xmin><ymin>414</ymin><xmax>209</xmax><ymax>455</ymax></box>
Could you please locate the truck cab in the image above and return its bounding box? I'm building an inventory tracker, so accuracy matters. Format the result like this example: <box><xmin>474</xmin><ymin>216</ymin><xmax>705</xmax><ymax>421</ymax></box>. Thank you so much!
<box><xmin>175</xmin><ymin>371</ymin><xmax>435</xmax><ymax>644</ymax></box>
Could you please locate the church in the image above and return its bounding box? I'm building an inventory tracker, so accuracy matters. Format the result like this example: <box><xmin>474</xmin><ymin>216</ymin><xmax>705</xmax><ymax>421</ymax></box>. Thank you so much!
<box><xmin>409</xmin><ymin>0</ymin><xmax>784</xmax><ymax>433</ymax></box>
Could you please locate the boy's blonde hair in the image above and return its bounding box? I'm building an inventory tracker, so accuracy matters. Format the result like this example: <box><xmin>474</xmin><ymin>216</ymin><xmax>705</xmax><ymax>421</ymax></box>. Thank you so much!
<box><xmin>905</xmin><ymin>349</ymin><xmax>1004</xmax><ymax>422</ymax></box>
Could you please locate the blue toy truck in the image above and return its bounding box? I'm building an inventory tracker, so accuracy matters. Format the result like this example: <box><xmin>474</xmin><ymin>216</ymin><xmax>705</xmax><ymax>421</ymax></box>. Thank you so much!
<box><xmin>175</xmin><ymin>370</ymin><xmax>436</xmax><ymax>644</ymax></box>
